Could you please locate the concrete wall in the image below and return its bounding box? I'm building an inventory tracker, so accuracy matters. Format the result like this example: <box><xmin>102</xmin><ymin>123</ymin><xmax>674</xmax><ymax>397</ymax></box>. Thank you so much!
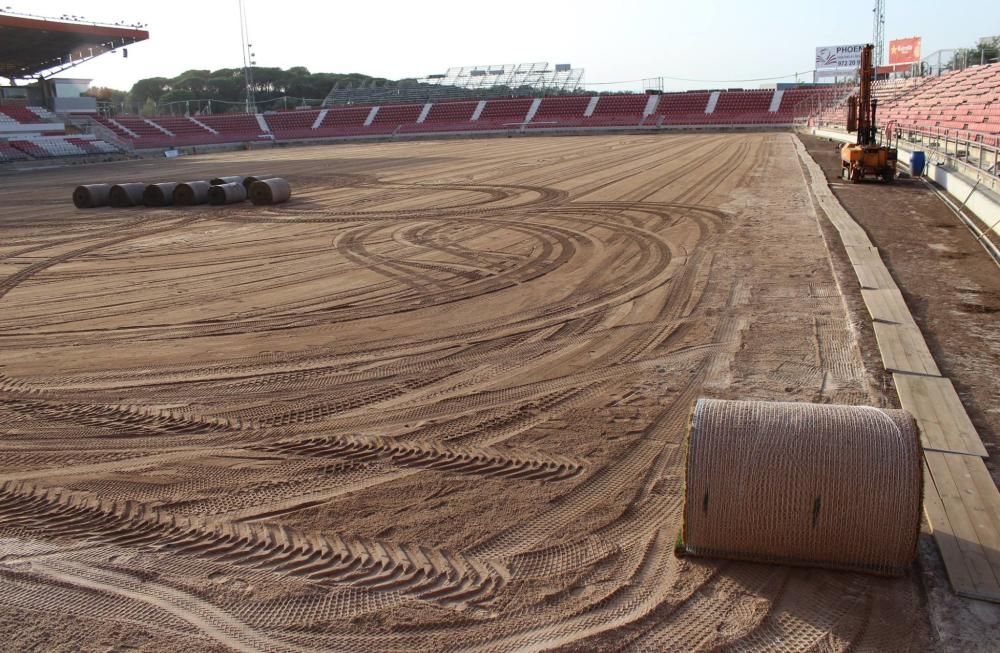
<box><xmin>0</xmin><ymin>122</ymin><xmax>66</xmax><ymax>135</ymax></box>
<box><xmin>53</xmin><ymin>97</ymin><xmax>98</xmax><ymax>113</ymax></box>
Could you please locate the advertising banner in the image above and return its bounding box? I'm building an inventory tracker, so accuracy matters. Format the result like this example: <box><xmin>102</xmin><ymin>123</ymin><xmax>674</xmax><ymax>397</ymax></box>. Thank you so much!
<box><xmin>815</xmin><ymin>44</ymin><xmax>865</xmax><ymax>71</ymax></box>
<box><xmin>889</xmin><ymin>37</ymin><xmax>922</xmax><ymax>65</ymax></box>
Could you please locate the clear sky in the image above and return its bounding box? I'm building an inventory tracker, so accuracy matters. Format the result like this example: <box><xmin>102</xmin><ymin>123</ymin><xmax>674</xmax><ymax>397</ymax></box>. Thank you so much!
<box><xmin>6</xmin><ymin>0</ymin><xmax>999</xmax><ymax>94</ymax></box>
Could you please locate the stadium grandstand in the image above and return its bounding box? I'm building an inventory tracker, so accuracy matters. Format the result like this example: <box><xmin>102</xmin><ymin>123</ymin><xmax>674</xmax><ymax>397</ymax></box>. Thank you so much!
<box><xmin>0</xmin><ymin>8</ymin><xmax>996</xmax><ymax>170</ymax></box>
<box><xmin>811</xmin><ymin>63</ymin><xmax>1000</xmax><ymax>178</ymax></box>
<box><xmin>0</xmin><ymin>11</ymin><xmax>147</xmax><ymax>161</ymax></box>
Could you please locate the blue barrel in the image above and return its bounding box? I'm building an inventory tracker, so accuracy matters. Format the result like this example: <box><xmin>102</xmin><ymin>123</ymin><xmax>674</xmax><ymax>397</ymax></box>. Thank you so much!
<box><xmin>910</xmin><ymin>151</ymin><xmax>926</xmax><ymax>177</ymax></box>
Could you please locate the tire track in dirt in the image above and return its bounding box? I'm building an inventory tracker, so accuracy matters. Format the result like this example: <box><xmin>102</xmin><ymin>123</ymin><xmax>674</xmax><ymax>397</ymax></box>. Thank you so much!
<box><xmin>260</xmin><ymin>434</ymin><xmax>585</xmax><ymax>483</ymax></box>
<box><xmin>0</xmin><ymin>216</ymin><xmax>203</xmax><ymax>301</ymax></box>
<box><xmin>0</xmin><ymin>134</ymin><xmax>924</xmax><ymax>651</ymax></box>
<box><xmin>31</xmin><ymin>559</ymin><xmax>309</xmax><ymax>653</ymax></box>
<box><xmin>0</xmin><ymin>481</ymin><xmax>507</xmax><ymax>612</ymax></box>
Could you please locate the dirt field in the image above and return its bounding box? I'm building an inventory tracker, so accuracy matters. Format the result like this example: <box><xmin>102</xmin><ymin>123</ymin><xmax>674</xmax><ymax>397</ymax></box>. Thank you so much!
<box><xmin>0</xmin><ymin>133</ymin><xmax>936</xmax><ymax>651</ymax></box>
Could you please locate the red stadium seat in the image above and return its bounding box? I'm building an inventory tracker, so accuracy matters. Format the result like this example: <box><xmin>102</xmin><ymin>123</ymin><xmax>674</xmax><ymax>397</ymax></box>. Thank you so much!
<box><xmin>73</xmin><ymin>65</ymin><xmax>998</xmax><ymax>150</ymax></box>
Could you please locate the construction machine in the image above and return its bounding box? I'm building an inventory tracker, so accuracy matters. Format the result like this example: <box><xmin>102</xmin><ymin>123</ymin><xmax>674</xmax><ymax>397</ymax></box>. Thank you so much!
<box><xmin>841</xmin><ymin>44</ymin><xmax>897</xmax><ymax>182</ymax></box>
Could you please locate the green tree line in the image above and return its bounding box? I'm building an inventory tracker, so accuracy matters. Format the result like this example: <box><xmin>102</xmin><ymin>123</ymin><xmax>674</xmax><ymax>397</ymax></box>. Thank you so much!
<box><xmin>88</xmin><ymin>66</ymin><xmax>633</xmax><ymax>116</ymax></box>
<box><xmin>89</xmin><ymin>67</ymin><xmax>400</xmax><ymax>115</ymax></box>
<box><xmin>946</xmin><ymin>35</ymin><xmax>1000</xmax><ymax>70</ymax></box>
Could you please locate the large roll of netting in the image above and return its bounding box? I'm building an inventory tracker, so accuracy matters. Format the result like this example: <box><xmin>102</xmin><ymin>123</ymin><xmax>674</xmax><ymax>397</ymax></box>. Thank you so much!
<box><xmin>249</xmin><ymin>177</ymin><xmax>291</xmax><ymax>205</ymax></box>
<box><xmin>242</xmin><ymin>175</ymin><xmax>275</xmax><ymax>190</ymax></box>
<box><xmin>174</xmin><ymin>181</ymin><xmax>211</xmax><ymax>206</ymax></box>
<box><xmin>109</xmin><ymin>183</ymin><xmax>147</xmax><ymax>207</ymax></box>
<box><xmin>208</xmin><ymin>182</ymin><xmax>247</xmax><ymax>205</ymax></box>
<box><xmin>680</xmin><ymin>398</ymin><xmax>922</xmax><ymax>576</ymax></box>
<box><xmin>72</xmin><ymin>184</ymin><xmax>111</xmax><ymax>208</ymax></box>
<box><xmin>210</xmin><ymin>175</ymin><xmax>245</xmax><ymax>186</ymax></box>
<box><xmin>143</xmin><ymin>182</ymin><xmax>178</xmax><ymax>207</ymax></box>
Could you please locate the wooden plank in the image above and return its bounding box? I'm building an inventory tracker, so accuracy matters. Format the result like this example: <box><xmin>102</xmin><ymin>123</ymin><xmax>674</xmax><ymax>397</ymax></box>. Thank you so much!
<box><xmin>845</xmin><ymin>246</ymin><xmax>898</xmax><ymax>290</ymax></box>
<box><xmin>844</xmin><ymin>244</ymin><xmax>879</xmax><ymax>266</ymax></box>
<box><xmin>861</xmin><ymin>288</ymin><xmax>916</xmax><ymax>325</ymax></box>
<box><xmin>923</xmin><ymin>465</ymin><xmax>978</xmax><ymax>595</ymax></box>
<box><xmin>894</xmin><ymin>374</ymin><xmax>988</xmax><ymax>457</ymax></box>
<box><xmin>810</xmin><ymin>187</ymin><xmax>874</xmax><ymax>247</ymax></box>
<box><xmin>924</xmin><ymin>452</ymin><xmax>1000</xmax><ymax>601</ymax></box>
<box><xmin>838</xmin><ymin>226</ymin><xmax>874</xmax><ymax>248</ymax></box>
<box><xmin>872</xmin><ymin>322</ymin><xmax>941</xmax><ymax>376</ymax></box>
<box><xmin>823</xmin><ymin>211</ymin><xmax>872</xmax><ymax>246</ymax></box>
<box><xmin>852</xmin><ymin>262</ymin><xmax>898</xmax><ymax>290</ymax></box>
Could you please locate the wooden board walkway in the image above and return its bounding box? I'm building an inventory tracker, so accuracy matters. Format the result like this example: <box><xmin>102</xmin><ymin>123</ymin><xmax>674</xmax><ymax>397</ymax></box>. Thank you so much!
<box><xmin>796</xmin><ymin>138</ymin><xmax>1000</xmax><ymax>602</ymax></box>
<box><xmin>894</xmin><ymin>374</ymin><xmax>988</xmax><ymax>458</ymax></box>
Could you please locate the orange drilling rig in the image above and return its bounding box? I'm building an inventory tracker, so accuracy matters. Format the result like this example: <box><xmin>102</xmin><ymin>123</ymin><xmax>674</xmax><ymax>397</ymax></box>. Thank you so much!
<box><xmin>841</xmin><ymin>44</ymin><xmax>897</xmax><ymax>182</ymax></box>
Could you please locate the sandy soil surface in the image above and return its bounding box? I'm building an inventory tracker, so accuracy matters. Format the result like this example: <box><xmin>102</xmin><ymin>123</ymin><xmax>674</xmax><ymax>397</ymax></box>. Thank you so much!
<box><xmin>0</xmin><ymin>133</ymin><xmax>935</xmax><ymax>651</ymax></box>
<box><xmin>800</xmin><ymin>134</ymin><xmax>1000</xmax><ymax>473</ymax></box>
<box><xmin>800</xmin><ymin>133</ymin><xmax>1000</xmax><ymax>652</ymax></box>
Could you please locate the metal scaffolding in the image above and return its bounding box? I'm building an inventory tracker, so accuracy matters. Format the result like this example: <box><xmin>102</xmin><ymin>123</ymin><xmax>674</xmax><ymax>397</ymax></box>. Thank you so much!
<box><xmin>872</xmin><ymin>0</ymin><xmax>886</xmax><ymax>67</ymax></box>
<box><xmin>417</xmin><ymin>63</ymin><xmax>584</xmax><ymax>93</ymax></box>
<box><xmin>323</xmin><ymin>63</ymin><xmax>586</xmax><ymax>106</ymax></box>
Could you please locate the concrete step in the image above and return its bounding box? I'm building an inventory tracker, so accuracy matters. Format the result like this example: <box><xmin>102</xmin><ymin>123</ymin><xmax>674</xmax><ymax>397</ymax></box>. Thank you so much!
<box><xmin>769</xmin><ymin>90</ymin><xmax>784</xmax><ymax>113</ymax></box>
<box><xmin>643</xmin><ymin>95</ymin><xmax>660</xmax><ymax>116</ymax></box>
<box><xmin>705</xmin><ymin>91</ymin><xmax>721</xmax><ymax>114</ymax></box>
<box><xmin>471</xmin><ymin>100</ymin><xmax>487</xmax><ymax>121</ymax></box>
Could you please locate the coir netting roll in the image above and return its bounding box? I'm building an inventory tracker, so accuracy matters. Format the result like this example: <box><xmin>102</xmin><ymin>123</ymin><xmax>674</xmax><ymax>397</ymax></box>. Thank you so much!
<box><xmin>249</xmin><ymin>177</ymin><xmax>291</xmax><ymax>205</ymax></box>
<box><xmin>210</xmin><ymin>175</ymin><xmax>246</xmax><ymax>186</ymax></box>
<box><xmin>208</xmin><ymin>182</ymin><xmax>247</xmax><ymax>205</ymax></box>
<box><xmin>679</xmin><ymin>398</ymin><xmax>922</xmax><ymax>576</ymax></box>
<box><xmin>72</xmin><ymin>184</ymin><xmax>111</xmax><ymax>208</ymax></box>
<box><xmin>242</xmin><ymin>175</ymin><xmax>275</xmax><ymax>190</ymax></box>
<box><xmin>143</xmin><ymin>182</ymin><xmax>178</xmax><ymax>207</ymax></box>
<box><xmin>173</xmin><ymin>181</ymin><xmax>211</xmax><ymax>206</ymax></box>
<box><xmin>109</xmin><ymin>183</ymin><xmax>147</xmax><ymax>207</ymax></box>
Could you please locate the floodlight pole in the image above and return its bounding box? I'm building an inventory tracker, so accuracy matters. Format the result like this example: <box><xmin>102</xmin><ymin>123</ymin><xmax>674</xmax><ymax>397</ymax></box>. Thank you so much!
<box><xmin>238</xmin><ymin>0</ymin><xmax>256</xmax><ymax>113</ymax></box>
<box><xmin>872</xmin><ymin>0</ymin><xmax>886</xmax><ymax>67</ymax></box>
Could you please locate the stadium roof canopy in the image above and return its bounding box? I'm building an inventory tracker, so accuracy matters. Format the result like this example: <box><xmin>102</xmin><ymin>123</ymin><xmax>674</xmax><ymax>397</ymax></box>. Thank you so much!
<box><xmin>0</xmin><ymin>13</ymin><xmax>148</xmax><ymax>80</ymax></box>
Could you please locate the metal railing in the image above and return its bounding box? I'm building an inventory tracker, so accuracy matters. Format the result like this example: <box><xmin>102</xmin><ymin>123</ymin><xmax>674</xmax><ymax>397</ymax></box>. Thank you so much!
<box><xmin>815</xmin><ymin>119</ymin><xmax>1000</xmax><ymax>183</ymax></box>
<box><xmin>920</xmin><ymin>49</ymin><xmax>1000</xmax><ymax>76</ymax></box>
<box><xmin>64</xmin><ymin>114</ymin><xmax>134</xmax><ymax>154</ymax></box>
<box><xmin>791</xmin><ymin>81</ymin><xmax>855</xmax><ymax>125</ymax></box>
<box><xmin>893</xmin><ymin>124</ymin><xmax>999</xmax><ymax>180</ymax></box>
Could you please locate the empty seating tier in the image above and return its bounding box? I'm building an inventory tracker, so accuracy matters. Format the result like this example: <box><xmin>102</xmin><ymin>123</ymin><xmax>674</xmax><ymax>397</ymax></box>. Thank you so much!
<box><xmin>402</xmin><ymin>102</ymin><xmax>479</xmax><ymax>133</ymax></box>
<box><xmin>588</xmin><ymin>95</ymin><xmax>648</xmax><ymax>126</ymax></box>
<box><xmin>710</xmin><ymin>90</ymin><xmax>778</xmax><ymax>125</ymax></box>
<box><xmin>67</xmin><ymin>86</ymin><xmax>898</xmax><ymax>152</ymax></box>
<box><xmin>370</xmin><ymin>104</ymin><xmax>423</xmax><ymax>132</ymax></box>
<box><xmin>317</xmin><ymin>107</ymin><xmax>373</xmax><ymax>136</ymax></box>
<box><xmin>196</xmin><ymin>114</ymin><xmax>266</xmax><ymax>141</ymax></box>
<box><xmin>818</xmin><ymin>63</ymin><xmax>1000</xmax><ymax>143</ymax></box>
<box><xmin>0</xmin><ymin>141</ymin><xmax>31</xmax><ymax>161</ymax></box>
<box><xmin>153</xmin><ymin>117</ymin><xmax>215</xmax><ymax>138</ymax></box>
<box><xmin>0</xmin><ymin>135</ymin><xmax>123</xmax><ymax>161</ymax></box>
<box><xmin>473</xmin><ymin>99</ymin><xmax>534</xmax><ymax>128</ymax></box>
<box><xmin>0</xmin><ymin>106</ymin><xmax>48</xmax><ymax>124</ymax></box>
<box><xmin>528</xmin><ymin>96</ymin><xmax>593</xmax><ymax>127</ymax></box>
<box><xmin>266</xmin><ymin>110</ymin><xmax>322</xmax><ymax>139</ymax></box>
<box><xmin>655</xmin><ymin>92</ymin><xmax>712</xmax><ymax>125</ymax></box>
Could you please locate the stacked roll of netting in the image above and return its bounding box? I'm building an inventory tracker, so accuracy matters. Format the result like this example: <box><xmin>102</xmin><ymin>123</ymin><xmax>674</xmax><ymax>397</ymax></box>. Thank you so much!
<box><xmin>679</xmin><ymin>398</ymin><xmax>922</xmax><ymax>576</ymax></box>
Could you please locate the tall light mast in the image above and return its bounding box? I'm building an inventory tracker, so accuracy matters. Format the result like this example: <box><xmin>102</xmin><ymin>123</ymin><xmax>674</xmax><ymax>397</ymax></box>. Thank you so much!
<box><xmin>872</xmin><ymin>0</ymin><xmax>886</xmax><ymax>67</ymax></box>
<box><xmin>238</xmin><ymin>0</ymin><xmax>256</xmax><ymax>113</ymax></box>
